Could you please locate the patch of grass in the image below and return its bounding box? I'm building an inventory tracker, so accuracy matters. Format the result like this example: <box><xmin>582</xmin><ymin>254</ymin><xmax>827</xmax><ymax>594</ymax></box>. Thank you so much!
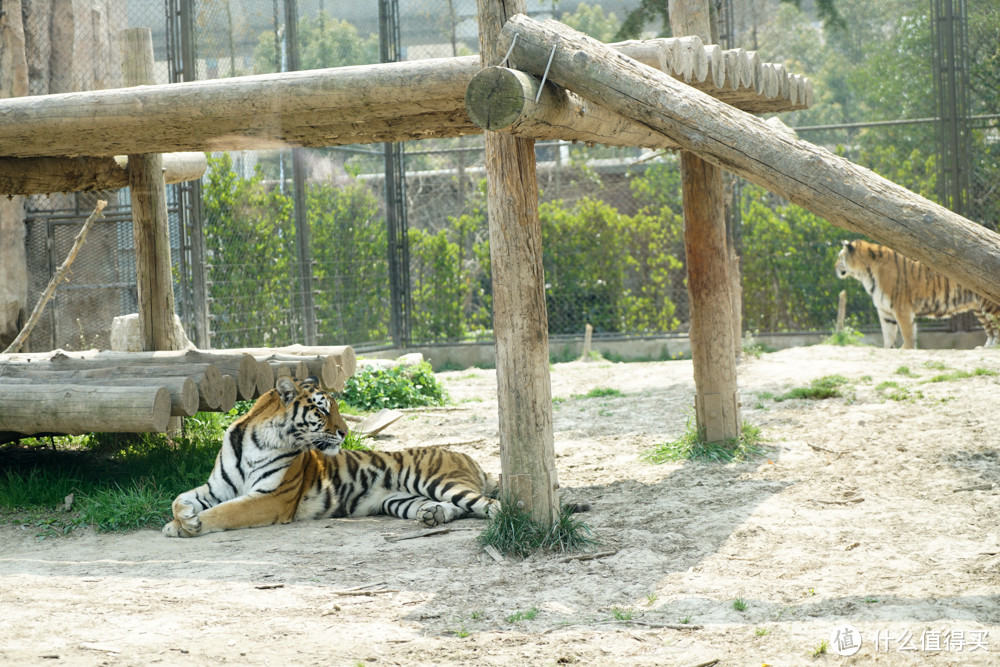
<box><xmin>924</xmin><ymin>367</ymin><xmax>998</xmax><ymax>383</ymax></box>
<box><xmin>812</xmin><ymin>640</ymin><xmax>829</xmax><ymax>657</ymax></box>
<box><xmin>875</xmin><ymin>380</ymin><xmax>922</xmax><ymax>402</ymax></box>
<box><xmin>1</xmin><ymin>416</ymin><xmax>223</xmax><ymax>535</ymax></box>
<box><xmin>506</xmin><ymin>607</ymin><xmax>539</xmax><ymax>623</ymax></box>
<box><xmin>341</xmin><ymin>430</ymin><xmax>373</xmax><ymax>451</ymax></box>
<box><xmin>581</xmin><ymin>387</ymin><xmax>623</xmax><ymax>399</ymax></box>
<box><xmin>923</xmin><ymin>360</ymin><xmax>948</xmax><ymax>371</ymax></box>
<box><xmin>641</xmin><ymin>418</ymin><xmax>765</xmax><ymax>464</ymax></box>
<box><xmin>895</xmin><ymin>365</ymin><xmax>917</xmax><ymax>377</ymax></box>
<box><xmin>823</xmin><ymin>324</ymin><xmax>866</xmax><ymax>346</ymax></box>
<box><xmin>341</xmin><ymin>361</ymin><xmax>448</xmax><ymax>411</ymax></box>
<box><xmin>755</xmin><ymin>627</ymin><xmax>770</xmax><ymax>637</ymax></box>
<box><xmin>610</xmin><ymin>606</ymin><xmax>635</xmax><ymax>621</ymax></box>
<box><xmin>774</xmin><ymin>375</ymin><xmax>850</xmax><ymax>401</ymax></box>
<box><xmin>732</xmin><ymin>597</ymin><xmax>749</xmax><ymax>612</ymax></box>
<box><xmin>477</xmin><ymin>500</ymin><xmax>597</xmax><ymax>559</ymax></box>
<box><xmin>679</xmin><ymin>616</ymin><xmax>692</xmax><ymax>624</ymax></box>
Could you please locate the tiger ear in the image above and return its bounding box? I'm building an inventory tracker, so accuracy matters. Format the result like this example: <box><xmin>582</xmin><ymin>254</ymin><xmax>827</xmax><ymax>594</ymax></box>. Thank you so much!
<box><xmin>276</xmin><ymin>376</ymin><xmax>298</xmax><ymax>404</ymax></box>
<box><xmin>843</xmin><ymin>240</ymin><xmax>856</xmax><ymax>253</ymax></box>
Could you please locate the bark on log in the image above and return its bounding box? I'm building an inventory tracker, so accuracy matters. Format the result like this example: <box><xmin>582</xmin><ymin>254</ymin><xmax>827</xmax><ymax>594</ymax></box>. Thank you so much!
<box><xmin>465</xmin><ymin>67</ymin><xmax>680</xmax><ymax>149</ymax></box>
<box><xmin>0</xmin><ymin>361</ymin><xmax>224</xmax><ymax>411</ymax></box>
<box><xmin>0</xmin><ymin>46</ymin><xmax>807</xmax><ymax>159</ymax></box>
<box><xmin>252</xmin><ymin>353</ymin><xmax>347</xmax><ymax>392</ymax></box>
<box><xmin>0</xmin><ymin>375</ymin><xmax>198</xmax><ymax>417</ymax></box>
<box><xmin>123</xmin><ymin>28</ymin><xmax>180</xmax><ymax>354</ymax></box>
<box><xmin>0</xmin><ymin>152</ymin><xmax>208</xmax><ymax>195</ymax></box>
<box><xmin>670</xmin><ymin>0</ymin><xmax>742</xmax><ymax>443</ymax></box>
<box><xmin>478</xmin><ymin>0</ymin><xmax>560</xmax><ymax>527</ymax></box>
<box><xmin>501</xmin><ymin>15</ymin><xmax>1000</xmax><ymax>304</ymax></box>
<box><xmin>0</xmin><ymin>1</ymin><xmax>30</xmax><ymax>352</ymax></box>
<box><xmin>0</xmin><ymin>385</ymin><xmax>171</xmax><ymax>435</ymax></box>
<box><xmin>214</xmin><ymin>374</ymin><xmax>237</xmax><ymax>414</ymax></box>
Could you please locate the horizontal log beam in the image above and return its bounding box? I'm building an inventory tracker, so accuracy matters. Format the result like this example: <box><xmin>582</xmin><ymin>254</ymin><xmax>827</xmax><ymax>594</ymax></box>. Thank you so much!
<box><xmin>0</xmin><ymin>152</ymin><xmax>207</xmax><ymax>195</ymax></box>
<box><xmin>0</xmin><ymin>385</ymin><xmax>171</xmax><ymax>435</ymax></box>
<box><xmin>502</xmin><ymin>15</ymin><xmax>1000</xmax><ymax>304</ymax></box>
<box><xmin>0</xmin><ymin>45</ymin><xmax>807</xmax><ymax>159</ymax></box>
<box><xmin>0</xmin><ymin>375</ymin><xmax>198</xmax><ymax>417</ymax></box>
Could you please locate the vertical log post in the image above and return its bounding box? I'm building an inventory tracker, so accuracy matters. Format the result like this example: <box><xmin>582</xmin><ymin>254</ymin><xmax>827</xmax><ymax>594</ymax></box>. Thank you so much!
<box><xmin>0</xmin><ymin>2</ymin><xmax>30</xmax><ymax>351</ymax></box>
<box><xmin>122</xmin><ymin>28</ymin><xmax>181</xmax><ymax>353</ymax></box>
<box><xmin>476</xmin><ymin>0</ymin><xmax>560</xmax><ymax>525</ymax></box>
<box><xmin>669</xmin><ymin>0</ymin><xmax>742</xmax><ymax>443</ymax></box>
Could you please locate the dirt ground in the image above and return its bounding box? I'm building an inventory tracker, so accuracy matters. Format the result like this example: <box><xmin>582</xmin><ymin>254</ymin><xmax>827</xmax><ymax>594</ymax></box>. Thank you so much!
<box><xmin>1</xmin><ymin>344</ymin><xmax>998</xmax><ymax>666</ymax></box>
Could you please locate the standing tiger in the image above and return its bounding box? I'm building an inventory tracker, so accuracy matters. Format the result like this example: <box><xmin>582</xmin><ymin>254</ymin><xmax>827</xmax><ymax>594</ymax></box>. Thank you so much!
<box><xmin>162</xmin><ymin>376</ymin><xmax>499</xmax><ymax>538</ymax></box>
<box><xmin>835</xmin><ymin>239</ymin><xmax>1000</xmax><ymax>349</ymax></box>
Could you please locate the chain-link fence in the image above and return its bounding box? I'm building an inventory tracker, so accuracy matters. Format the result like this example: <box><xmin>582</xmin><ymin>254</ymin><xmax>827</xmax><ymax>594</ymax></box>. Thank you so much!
<box><xmin>14</xmin><ymin>0</ymin><xmax>999</xmax><ymax>354</ymax></box>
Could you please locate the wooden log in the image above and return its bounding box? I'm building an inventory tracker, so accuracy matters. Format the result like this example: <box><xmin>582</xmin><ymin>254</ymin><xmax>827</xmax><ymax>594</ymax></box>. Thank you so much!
<box><xmin>0</xmin><ymin>361</ymin><xmax>224</xmax><ymax>411</ymax></box>
<box><xmin>255</xmin><ymin>360</ymin><xmax>275</xmax><ymax>397</ymax></box>
<box><xmin>123</xmin><ymin>28</ymin><xmax>181</xmax><ymax>354</ymax></box>
<box><xmin>217</xmin><ymin>374</ymin><xmax>237</xmax><ymax>413</ymax></box>
<box><xmin>3</xmin><ymin>345</ymin><xmax>258</xmax><ymax>400</ymax></box>
<box><xmin>0</xmin><ymin>152</ymin><xmax>208</xmax><ymax>196</ymax></box>
<box><xmin>251</xmin><ymin>353</ymin><xmax>347</xmax><ymax>391</ymax></box>
<box><xmin>477</xmin><ymin>0</ymin><xmax>560</xmax><ymax>527</ymax></box>
<box><xmin>0</xmin><ymin>375</ymin><xmax>198</xmax><ymax>417</ymax></box>
<box><xmin>465</xmin><ymin>67</ymin><xmax>680</xmax><ymax>150</ymax></box>
<box><xmin>0</xmin><ymin>45</ymin><xmax>809</xmax><ymax>161</ymax></box>
<box><xmin>501</xmin><ymin>14</ymin><xmax>1000</xmax><ymax>305</ymax></box>
<box><xmin>670</xmin><ymin>0</ymin><xmax>742</xmax><ymax>444</ymax></box>
<box><xmin>0</xmin><ymin>385</ymin><xmax>171</xmax><ymax>435</ymax></box>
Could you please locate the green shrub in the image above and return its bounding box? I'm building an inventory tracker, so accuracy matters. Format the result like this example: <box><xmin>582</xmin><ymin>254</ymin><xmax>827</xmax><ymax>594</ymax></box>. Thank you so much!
<box><xmin>342</xmin><ymin>361</ymin><xmax>448</xmax><ymax>411</ymax></box>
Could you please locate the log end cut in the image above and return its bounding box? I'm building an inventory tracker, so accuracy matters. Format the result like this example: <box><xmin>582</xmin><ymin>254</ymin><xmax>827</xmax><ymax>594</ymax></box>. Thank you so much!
<box><xmin>465</xmin><ymin>67</ymin><xmax>536</xmax><ymax>131</ymax></box>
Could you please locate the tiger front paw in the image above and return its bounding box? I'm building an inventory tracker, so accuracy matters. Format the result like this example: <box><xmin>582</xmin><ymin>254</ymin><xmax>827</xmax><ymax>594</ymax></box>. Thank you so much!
<box><xmin>162</xmin><ymin>498</ymin><xmax>202</xmax><ymax>537</ymax></box>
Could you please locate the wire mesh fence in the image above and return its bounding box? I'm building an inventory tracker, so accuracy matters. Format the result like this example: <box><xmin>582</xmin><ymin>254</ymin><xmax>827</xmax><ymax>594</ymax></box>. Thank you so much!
<box><xmin>12</xmin><ymin>0</ymin><xmax>999</xmax><ymax>354</ymax></box>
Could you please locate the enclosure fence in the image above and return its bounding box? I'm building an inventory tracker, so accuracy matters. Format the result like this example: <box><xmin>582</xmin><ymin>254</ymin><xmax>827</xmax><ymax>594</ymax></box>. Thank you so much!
<box><xmin>17</xmin><ymin>0</ymin><xmax>999</xmax><ymax>354</ymax></box>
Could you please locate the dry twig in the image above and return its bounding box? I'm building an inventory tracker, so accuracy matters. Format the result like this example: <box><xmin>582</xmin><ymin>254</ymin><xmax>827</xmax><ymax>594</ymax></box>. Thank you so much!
<box><xmin>3</xmin><ymin>200</ymin><xmax>106</xmax><ymax>354</ymax></box>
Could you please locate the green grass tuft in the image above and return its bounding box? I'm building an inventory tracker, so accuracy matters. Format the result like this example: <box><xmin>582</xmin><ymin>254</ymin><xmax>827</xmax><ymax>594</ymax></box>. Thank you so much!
<box><xmin>642</xmin><ymin>418</ymin><xmax>765</xmax><ymax>464</ymax></box>
<box><xmin>775</xmin><ymin>375</ymin><xmax>849</xmax><ymax>401</ymax></box>
<box><xmin>477</xmin><ymin>500</ymin><xmax>597</xmax><ymax>558</ymax></box>
<box><xmin>924</xmin><ymin>367</ymin><xmax>998</xmax><ymax>383</ymax></box>
<box><xmin>823</xmin><ymin>324</ymin><xmax>866</xmax><ymax>346</ymax></box>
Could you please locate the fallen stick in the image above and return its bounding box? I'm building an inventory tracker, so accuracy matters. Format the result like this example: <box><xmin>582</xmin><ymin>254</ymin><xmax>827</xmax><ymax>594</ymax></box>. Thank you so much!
<box><xmin>384</xmin><ymin>526</ymin><xmax>451</xmax><ymax>542</ymax></box>
<box><xmin>3</xmin><ymin>200</ymin><xmax>106</xmax><ymax>354</ymax></box>
<box><xmin>557</xmin><ymin>549</ymin><xmax>619</xmax><ymax>563</ymax></box>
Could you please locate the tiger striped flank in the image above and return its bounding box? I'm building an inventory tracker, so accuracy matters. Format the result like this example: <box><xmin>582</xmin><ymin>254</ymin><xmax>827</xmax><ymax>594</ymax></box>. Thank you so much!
<box><xmin>835</xmin><ymin>239</ymin><xmax>1000</xmax><ymax>349</ymax></box>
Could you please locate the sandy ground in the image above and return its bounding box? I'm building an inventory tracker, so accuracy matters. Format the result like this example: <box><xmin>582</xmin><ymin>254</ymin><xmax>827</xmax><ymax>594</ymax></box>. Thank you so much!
<box><xmin>1</xmin><ymin>344</ymin><xmax>998</xmax><ymax>666</ymax></box>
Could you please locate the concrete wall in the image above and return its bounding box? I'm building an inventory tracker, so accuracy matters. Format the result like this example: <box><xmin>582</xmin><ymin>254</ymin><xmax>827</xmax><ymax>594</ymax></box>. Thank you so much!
<box><xmin>358</xmin><ymin>330</ymin><xmax>992</xmax><ymax>371</ymax></box>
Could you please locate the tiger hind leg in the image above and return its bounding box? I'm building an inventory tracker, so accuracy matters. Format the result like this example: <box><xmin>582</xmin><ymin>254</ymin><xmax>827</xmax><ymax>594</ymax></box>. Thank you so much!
<box><xmin>377</xmin><ymin>491</ymin><xmax>499</xmax><ymax>526</ymax></box>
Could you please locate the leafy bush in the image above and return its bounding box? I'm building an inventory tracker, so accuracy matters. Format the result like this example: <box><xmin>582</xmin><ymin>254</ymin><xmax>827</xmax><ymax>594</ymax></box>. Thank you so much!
<box><xmin>342</xmin><ymin>361</ymin><xmax>448</xmax><ymax>411</ymax></box>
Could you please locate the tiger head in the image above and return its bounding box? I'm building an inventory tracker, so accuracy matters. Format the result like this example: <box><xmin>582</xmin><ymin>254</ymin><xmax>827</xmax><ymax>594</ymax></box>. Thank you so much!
<box><xmin>240</xmin><ymin>375</ymin><xmax>349</xmax><ymax>454</ymax></box>
<box><xmin>836</xmin><ymin>239</ymin><xmax>862</xmax><ymax>280</ymax></box>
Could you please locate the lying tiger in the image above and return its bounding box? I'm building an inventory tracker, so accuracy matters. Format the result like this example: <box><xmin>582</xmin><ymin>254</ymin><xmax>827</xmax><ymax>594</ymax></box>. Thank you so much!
<box><xmin>163</xmin><ymin>376</ymin><xmax>499</xmax><ymax>537</ymax></box>
<box><xmin>836</xmin><ymin>239</ymin><xmax>1000</xmax><ymax>349</ymax></box>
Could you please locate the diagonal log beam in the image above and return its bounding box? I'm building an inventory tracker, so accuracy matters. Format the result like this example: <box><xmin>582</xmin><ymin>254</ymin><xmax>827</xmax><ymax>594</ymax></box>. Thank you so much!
<box><xmin>501</xmin><ymin>15</ymin><xmax>1000</xmax><ymax>304</ymax></box>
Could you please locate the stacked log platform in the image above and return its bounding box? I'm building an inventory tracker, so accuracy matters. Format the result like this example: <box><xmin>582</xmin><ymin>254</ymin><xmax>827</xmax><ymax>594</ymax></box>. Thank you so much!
<box><xmin>0</xmin><ymin>345</ymin><xmax>356</xmax><ymax>437</ymax></box>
